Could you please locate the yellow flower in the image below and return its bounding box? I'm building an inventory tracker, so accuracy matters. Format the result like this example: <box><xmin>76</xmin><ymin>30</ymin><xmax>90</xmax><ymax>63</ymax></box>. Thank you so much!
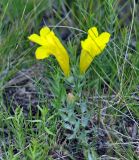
<box><xmin>28</xmin><ymin>27</ymin><xmax>70</xmax><ymax>77</ymax></box>
<box><xmin>79</xmin><ymin>27</ymin><xmax>110</xmax><ymax>74</ymax></box>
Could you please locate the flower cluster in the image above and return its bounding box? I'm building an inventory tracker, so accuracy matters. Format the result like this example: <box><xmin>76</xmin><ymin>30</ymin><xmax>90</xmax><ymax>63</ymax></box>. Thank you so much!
<box><xmin>28</xmin><ymin>26</ymin><xmax>110</xmax><ymax>77</ymax></box>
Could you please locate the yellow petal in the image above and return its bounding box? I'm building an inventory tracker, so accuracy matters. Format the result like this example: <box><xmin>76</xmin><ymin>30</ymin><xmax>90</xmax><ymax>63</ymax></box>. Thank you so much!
<box><xmin>94</xmin><ymin>32</ymin><xmax>110</xmax><ymax>55</ymax></box>
<box><xmin>80</xmin><ymin>49</ymin><xmax>94</xmax><ymax>74</ymax></box>
<box><xmin>28</xmin><ymin>34</ymin><xmax>47</xmax><ymax>45</ymax></box>
<box><xmin>98</xmin><ymin>32</ymin><xmax>111</xmax><ymax>44</ymax></box>
<box><xmin>40</xmin><ymin>27</ymin><xmax>50</xmax><ymax>38</ymax></box>
<box><xmin>88</xmin><ymin>27</ymin><xmax>98</xmax><ymax>39</ymax></box>
<box><xmin>82</xmin><ymin>32</ymin><xmax>110</xmax><ymax>57</ymax></box>
<box><xmin>81</xmin><ymin>39</ymin><xmax>92</xmax><ymax>53</ymax></box>
<box><xmin>35</xmin><ymin>46</ymin><xmax>50</xmax><ymax>59</ymax></box>
<box><xmin>44</xmin><ymin>31</ymin><xmax>56</xmax><ymax>49</ymax></box>
<box><xmin>81</xmin><ymin>38</ymin><xmax>100</xmax><ymax>56</ymax></box>
<box><xmin>91</xmin><ymin>39</ymin><xmax>105</xmax><ymax>56</ymax></box>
